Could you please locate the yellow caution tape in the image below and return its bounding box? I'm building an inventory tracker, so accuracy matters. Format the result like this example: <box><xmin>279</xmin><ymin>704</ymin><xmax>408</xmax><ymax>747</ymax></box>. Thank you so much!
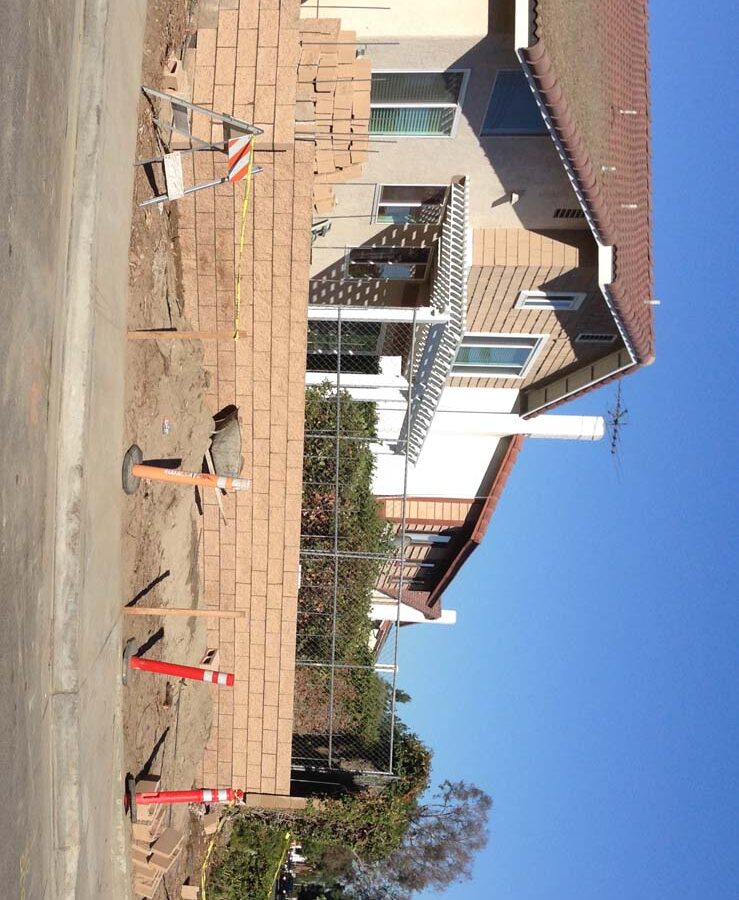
<box><xmin>199</xmin><ymin>808</ymin><xmax>291</xmax><ymax>900</ymax></box>
<box><xmin>200</xmin><ymin>803</ymin><xmax>233</xmax><ymax>900</ymax></box>
<box><xmin>233</xmin><ymin>137</ymin><xmax>256</xmax><ymax>341</ymax></box>
<box><xmin>266</xmin><ymin>831</ymin><xmax>292</xmax><ymax>900</ymax></box>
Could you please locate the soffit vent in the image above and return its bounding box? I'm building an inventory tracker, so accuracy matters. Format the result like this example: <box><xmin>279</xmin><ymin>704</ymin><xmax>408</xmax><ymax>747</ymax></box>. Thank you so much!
<box><xmin>554</xmin><ymin>207</ymin><xmax>585</xmax><ymax>219</ymax></box>
<box><xmin>576</xmin><ymin>332</ymin><xmax>617</xmax><ymax>344</ymax></box>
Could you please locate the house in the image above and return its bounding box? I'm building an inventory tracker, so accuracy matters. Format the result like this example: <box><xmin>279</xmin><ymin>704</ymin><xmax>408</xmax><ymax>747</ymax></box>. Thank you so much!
<box><xmin>300</xmin><ymin>0</ymin><xmax>654</xmax><ymax>636</ymax></box>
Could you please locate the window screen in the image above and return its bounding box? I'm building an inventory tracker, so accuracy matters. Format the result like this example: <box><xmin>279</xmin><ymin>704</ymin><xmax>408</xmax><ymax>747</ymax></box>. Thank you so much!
<box><xmin>371</xmin><ymin>72</ymin><xmax>465</xmax><ymax>104</ymax></box>
<box><xmin>481</xmin><ymin>70</ymin><xmax>547</xmax><ymax>136</ymax></box>
<box><xmin>370</xmin><ymin>71</ymin><xmax>465</xmax><ymax>136</ymax></box>
<box><xmin>453</xmin><ymin>335</ymin><xmax>542</xmax><ymax>377</ymax></box>
<box><xmin>346</xmin><ymin>246</ymin><xmax>431</xmax><ymax>280</ymax></box>
<box><xmin>376</xmin><ymin>185</ymin><xmax>447</xmax><ymax>224</ymax></box>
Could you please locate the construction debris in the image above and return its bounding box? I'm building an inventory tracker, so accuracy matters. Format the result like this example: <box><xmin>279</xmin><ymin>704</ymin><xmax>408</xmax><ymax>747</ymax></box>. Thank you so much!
<box><xmin>201</xmin><ymin>811</ymin><xmax>221</xmax><ymax>836</ymax></box>
<box><xmin>130</xmin><ymin>776</ymin><xmax>186</xmax><ymax>898</ymax></box>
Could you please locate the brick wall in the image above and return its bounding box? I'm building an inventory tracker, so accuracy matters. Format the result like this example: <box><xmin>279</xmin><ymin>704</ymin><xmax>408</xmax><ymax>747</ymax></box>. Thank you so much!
<box><xmin>450</xmin><ymin>227</ymin><xmax>620</xmax><ymax>390</ymax></box>
<box><xmin>380</xmin><ymin>497</ymin><xmax>474</xmax><ymax>526</ymax></box>
<box><xmin>175</xmin><ymin>0</ymin><xmax>311</xmax><ymax>796</ymax></box>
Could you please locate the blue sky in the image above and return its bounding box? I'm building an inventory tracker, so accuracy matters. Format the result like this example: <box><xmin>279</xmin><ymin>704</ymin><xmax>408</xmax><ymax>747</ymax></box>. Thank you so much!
<box><xmin>402</xmin><ymin>3</ymin><xmax>739</xmax><ymax>898</ymax></box>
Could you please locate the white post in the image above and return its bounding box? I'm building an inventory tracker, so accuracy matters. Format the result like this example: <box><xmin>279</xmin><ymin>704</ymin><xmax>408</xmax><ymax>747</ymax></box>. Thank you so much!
<box><xmin>307</xmin><ymin>305</ymin><xmax>448</xmax><ymax>325</ymax></box>
<box><xmin>432</xmin><ymin>413</ymin><xmax>605</xmax><ymax>441</ymax></box>
<box><xmin>371</xmin><ymin>598</ymin><xmax>458</xmax><ymax>625</ymax></box>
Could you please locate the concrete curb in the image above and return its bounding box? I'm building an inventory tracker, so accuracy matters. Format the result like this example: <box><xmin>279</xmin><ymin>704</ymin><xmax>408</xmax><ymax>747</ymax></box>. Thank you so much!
<box><xmin>51</xmin><ymin>0</ymin><xmax>112</xmax><ymax>891</ymax></box>
<box><xmin>51</xmin><ymin>0</ymin><xmax>145</xmax><ymax>895</ymax></box>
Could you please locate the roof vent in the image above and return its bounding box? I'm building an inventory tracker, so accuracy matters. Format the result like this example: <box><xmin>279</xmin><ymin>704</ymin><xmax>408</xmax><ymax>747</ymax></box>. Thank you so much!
<box><xmin>576</xmin><ymin>333</ymin><xmax>617</xmax><ymax>344</ymax></box>
<box><xmin>554</xmin><ymin>207</ymin><xmax>585</xmax><ymax>219</ymax></box>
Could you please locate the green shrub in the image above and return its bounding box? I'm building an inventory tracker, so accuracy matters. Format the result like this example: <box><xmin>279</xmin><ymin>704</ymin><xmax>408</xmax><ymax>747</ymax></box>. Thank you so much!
<box><xmin>297</xmin><ymin>385</ymin><xmax>393</xmax><ymax>746</ymax></box>
<box><xmin>206</xmin><ymin>819</ymin><xmax>288</xmax><ymax>900</ymax></box>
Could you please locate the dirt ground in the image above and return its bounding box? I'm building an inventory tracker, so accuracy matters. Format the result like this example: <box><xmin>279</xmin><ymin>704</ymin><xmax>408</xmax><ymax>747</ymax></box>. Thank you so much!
<box><xmin>121</xmin><ymin>0</ymin><xmax>222</xmax><ymax>894</ymax></box>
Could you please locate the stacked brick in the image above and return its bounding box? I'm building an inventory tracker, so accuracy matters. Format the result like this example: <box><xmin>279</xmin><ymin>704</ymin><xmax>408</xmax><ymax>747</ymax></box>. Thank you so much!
<box><xmin>380</xmin><ymin>497</ymin><xmax>474</xmax><ymax>527</ymax></box>
<box><xmin>296</xmin><ymin>18</ymin><xmax>371</xmax><ymax>215</ymax></box>
<box><xmin>130</xmin><ymin>778</ymin><xmax>185</xmax><ymax>899</ymax></box>
<box><xmin>172</xmin><ymin>0</ymin><xmax>312</xmax><ymax>799</ymax></box>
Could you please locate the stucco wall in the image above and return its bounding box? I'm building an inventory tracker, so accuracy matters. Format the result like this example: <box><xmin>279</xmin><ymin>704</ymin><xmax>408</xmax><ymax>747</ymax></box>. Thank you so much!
<box><xmin>300</xmin><ymin>0</ymin><xmax>490</xmax><ymax>39</ymax></box>
<box><xmin>310</xmin><ymin>31</ymin><xmax>582</xmax><ymax>282</ymax></box>
<box><xmin>372</xmin><ymin>385</ymin><xmax>518</xmax><ymax>496</ymax></box>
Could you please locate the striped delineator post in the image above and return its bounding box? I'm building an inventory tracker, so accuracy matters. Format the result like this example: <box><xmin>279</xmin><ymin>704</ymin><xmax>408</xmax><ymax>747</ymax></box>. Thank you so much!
<box><xmin>127</xmin><ymin>654</ymin><xmax>235</xmax><ymax>686</ymax></box>
<box><xmin>122</xmin><ymin>444</ymin><xmax>251</xmax><ymax>495</ymax></box>
<box><xmin>131</xmin><ymin>465</ymin><xmax>251</xmax><ymax>492</ymax></box>
<box><xmin>136</xmin><ymin>787</ymin><xmax>244</xmax><ymax>806</ymax></box>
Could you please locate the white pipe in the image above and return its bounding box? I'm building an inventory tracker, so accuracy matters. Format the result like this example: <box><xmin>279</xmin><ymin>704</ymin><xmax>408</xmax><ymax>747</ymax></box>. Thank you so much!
<box><xmin>307</xmin><ymin>305</ymin><xmax>447</xmax><ymax>324</ymax></box>
<box><xmin>431</xmin><ymin>413</ymin><xmax>604</xmax><ymax>441</ymax></box>
<box><xmin>371</xmin><ymin>599</ymin><xmax>457</xmax><ymax>625</ymax></box>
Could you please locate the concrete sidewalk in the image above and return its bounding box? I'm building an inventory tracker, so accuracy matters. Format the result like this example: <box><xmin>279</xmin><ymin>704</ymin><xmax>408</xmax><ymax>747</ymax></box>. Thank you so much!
<box><xmin>51</xmin><ymin>0</ymin><xmax>146</xmax><ymax>895</ymax></box>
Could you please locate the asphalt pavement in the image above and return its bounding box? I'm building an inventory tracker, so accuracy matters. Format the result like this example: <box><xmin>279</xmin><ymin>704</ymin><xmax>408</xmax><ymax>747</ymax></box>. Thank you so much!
<box><xmin>0</xmin><ymin>1</ymin><xmax>146</xmax><ymax>896</ymax></box>
<box><xmin>0</xmin><ymin>2</ymin><xmax>79</xmax><ymax>896</ymax></box>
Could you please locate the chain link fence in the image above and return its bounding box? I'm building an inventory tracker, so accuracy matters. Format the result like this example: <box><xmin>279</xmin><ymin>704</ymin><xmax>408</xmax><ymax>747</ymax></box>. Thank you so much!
<box><xmin>293</xmin><ymin>310</ymin><xmax>424</xmax><ymax>779</ymax></box>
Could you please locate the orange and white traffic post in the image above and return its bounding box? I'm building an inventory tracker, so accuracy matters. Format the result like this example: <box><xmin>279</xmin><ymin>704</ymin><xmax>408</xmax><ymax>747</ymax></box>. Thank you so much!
<box><xmin>125</xmin><ymin>776</ymin><xmax>243</xmax><ymax>820</ymax></box>
<box><xmin>137</xmin><ymin>787</ymin><xmax>243</xmax><ymax>806</ymax></box>
<box><xmin>122</xmin><ymin>640</ymin><xmax>235</xmax><ymax>687</ymax></box>
<box><xmin>122</xmin><ymin>444</ymin><xmax>250</xmax><ymax>495</ymax></box>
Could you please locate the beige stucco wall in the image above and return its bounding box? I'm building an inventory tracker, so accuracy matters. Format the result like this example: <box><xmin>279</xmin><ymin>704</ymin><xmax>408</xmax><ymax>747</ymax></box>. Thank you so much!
<box><xmin>310</xmin><ymin>32</ymin><xmax>582</xmax><ymax>281</ymax></box>
<box><xmin>300</xmin><ymin>0</ymin><xmax>489</xmax><ymax>38</ymax></box>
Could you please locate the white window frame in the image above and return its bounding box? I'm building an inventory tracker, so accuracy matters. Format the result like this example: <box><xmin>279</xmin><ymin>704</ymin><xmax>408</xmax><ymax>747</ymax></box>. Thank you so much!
<box><xmin>480</xmin><ymin>69</ymin><xmax>549</xmax><ymax>137</ymax></box>
<box><xmin>370</xmin><ymin>69</ymin><xmax>470</xmax><ymax>139</ymax></box>
<box><xmin>515</xmin><ymin>290</ymin><xmax>587</xmax><ymax>312</ymax></box>
<box><xmin>343</xmin><ymin>245</ymin><xmax>433</xmax><ymax>282</ymax></box>
<box><xmin>372</xmin><ymin>183</ymin><xmax>448</xmax><ymax>225</ymax></box>
<box><xmin>452</xmin><ymin>332</ymin><xmax>547</xmax><ymax>379</ymax></box>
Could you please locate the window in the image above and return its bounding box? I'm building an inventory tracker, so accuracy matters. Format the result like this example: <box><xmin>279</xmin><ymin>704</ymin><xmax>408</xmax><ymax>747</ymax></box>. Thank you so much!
<box><xmin>515</xmin><ymin>290</ymin><xmax>586</xmax><ymax>311</ymax></box>
<box><xmin>370</xmin><ymin>71</ymin><xmax>467</xmax><ymax>136</ymax></box>
<box><xmin>408</xmin><ymin>532</ymin><xmax>451</xmax><ymax>544</ymax></box>
<box><xmin>306</xmin><ymin>321</ymin><xmax>383</xmax><ymax>374</ymax></box>
<box><xmin>575</xmin><ymin>333</ymin><xmax>617</xmax><ymax>344</ymax></box>
<box><xmin>395</xmin><ymin>532</ymin><xmax>451</xmax><ymax>546</ymax></box>
<box><xmin>452</xmin><ymin>334</ymin><xmax>545</xmax><ymax>378</ymax></box>
<box><xmin>481</xmin><ymin>70</ymin><xmax>548</xmax><ymax>136</ymax></box>
<box><xmin>345</xmin><ymin>246</ymin><xmax>431</xmax><ymax>281</ymax></box>
<box><xmin>374</xmin><ymin>185</ymin><xmax>447</xmax><ymax>224</ymax></box>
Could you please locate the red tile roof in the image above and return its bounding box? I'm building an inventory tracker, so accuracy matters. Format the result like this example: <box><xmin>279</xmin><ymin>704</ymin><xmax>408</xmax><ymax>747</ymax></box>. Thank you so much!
<box><xmin>521</xmin><ymin>0</ymin><xmax>655</xmax><ymax>364</ymax></box>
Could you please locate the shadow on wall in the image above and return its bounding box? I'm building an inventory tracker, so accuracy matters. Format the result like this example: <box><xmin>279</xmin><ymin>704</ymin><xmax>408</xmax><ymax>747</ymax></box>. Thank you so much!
<box><xmin>309</xmin><ymin>222</ymin><xmax>439</xmax><ymax>307</ymax></box>
<box><xmin>533</xmin><ymin>231</ymin><xmax>619</xmax><ymax>362</ymax></box>
<box><xmin>449</xmin><ymin>9</ymin><xmax>585</xmax><ymax>232</ymax></box>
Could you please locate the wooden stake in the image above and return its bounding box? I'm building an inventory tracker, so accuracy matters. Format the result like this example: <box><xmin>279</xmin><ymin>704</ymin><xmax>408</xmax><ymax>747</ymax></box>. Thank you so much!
<box><xmin>205</xmin><ymin>448</ymin><xmax>228</xmax><ymax>526</ymax></box>
<box><xmin>123</xmin><ymin>607</ymin><xmax>246</xmax><ymax>619</ymax></box>
<box><xmin>127</xmin><ymin>331</ymin><xmax>236</xmax><ymax>340</ymax></box>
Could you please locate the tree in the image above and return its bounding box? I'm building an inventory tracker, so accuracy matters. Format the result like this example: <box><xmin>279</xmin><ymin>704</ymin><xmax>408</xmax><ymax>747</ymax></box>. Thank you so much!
<box><xmin>341</xmin><ymin>780</ymin><xmax>492</xmax><ymax>897</ymax></box>
<box><xmin>340</xmin><ymin>862</ymin><xmax>410</xmax><ymax>900</ymax></box>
